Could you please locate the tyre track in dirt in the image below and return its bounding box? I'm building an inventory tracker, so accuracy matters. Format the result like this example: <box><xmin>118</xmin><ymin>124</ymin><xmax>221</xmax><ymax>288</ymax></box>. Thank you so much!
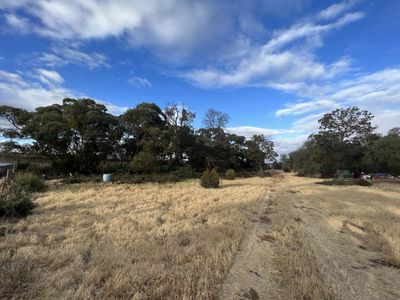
<box><xmin>218</xmin><ymin>177</ymin><xmax>283</xmax><ymax>300</ymax></box>
<box><xmin>218</xmin><ymin>174</ymin><xmax>400</xmax><ymax>300</ymax></box>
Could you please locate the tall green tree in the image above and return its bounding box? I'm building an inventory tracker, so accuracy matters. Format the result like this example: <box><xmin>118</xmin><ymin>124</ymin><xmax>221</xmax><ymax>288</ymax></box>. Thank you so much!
<box><xmin>62</xmin><ymin>98</ymin><xmax>122</xmax><ymax>173</ymax></box>
<box><xmin>363</xmin><ymin>129</ymin><xmax>400</xmax><ymax>175</ymax></box>
<box><xmin>245</xmin><ymin>135</ymin><xmax>277</xmax><ymax>173</ymax></box>
<box><xmin>314</xmin><ymin>106</ymin><xmax>376</xmax><ymax>176</ymax></box>
<box><xmin>202</xmin><ymin>109</ymin><xmax>230</xmax><ymax>129</ymax></box>
<box><xmin>0</xmin><ymin>105</ymin><xmax>32</xmax><ymax>152</ymax></box>
<box><xmin>23</xmin><ymin>104</ymin><xmax>71</xmax><ymax>155</ymax></box>
<box><xmin>164</xmin><ymin>104</ymin><xmax>196</xmax><ymax>165</ymax></box>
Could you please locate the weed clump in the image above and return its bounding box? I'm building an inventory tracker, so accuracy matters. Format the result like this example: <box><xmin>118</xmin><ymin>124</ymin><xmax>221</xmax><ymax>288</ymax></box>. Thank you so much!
<box><xmin>0</xmin><ymin>189</ymin><xmax>35</xmax><ymax>217</ymax></box>
<box><xmin>225</xmin><ymin>169</ymin><xmax>236</xmax><ymax>180</ymax></box>
<box><xmin>14</xmin><ymin>172</ymin><xmax>46</xmax><ymax>193</ymax></box>
<box><xmin>200</xmin><ymin>169</ymin><xmax>220</xmax><ymax>188</ymax></box>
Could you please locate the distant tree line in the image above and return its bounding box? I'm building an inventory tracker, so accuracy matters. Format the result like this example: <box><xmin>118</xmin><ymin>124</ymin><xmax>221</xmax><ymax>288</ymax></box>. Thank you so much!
<box><xmin>0</xmin><ymin>99</ymin><xmax>278</xmax><ymax>176</ymax></box>
<box><xmin>280</xmin><ymin>107</ymin><xmax>400</xmax><ymax>177</ymax></box>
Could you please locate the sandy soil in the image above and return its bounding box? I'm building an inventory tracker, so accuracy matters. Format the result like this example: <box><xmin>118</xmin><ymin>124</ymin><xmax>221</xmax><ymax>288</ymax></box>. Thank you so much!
<box><xmin>219</xmin><ymin>174</ymin><xmax>400</xmax><ymax>300</ymax></box>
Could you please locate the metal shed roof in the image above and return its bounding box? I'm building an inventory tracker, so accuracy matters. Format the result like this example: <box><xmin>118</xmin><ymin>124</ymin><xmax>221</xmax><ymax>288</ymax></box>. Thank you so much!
<box><xmin>0</xmin><ymin>163</ymin><xmax>15</xmax><ymax>170</ymax></box>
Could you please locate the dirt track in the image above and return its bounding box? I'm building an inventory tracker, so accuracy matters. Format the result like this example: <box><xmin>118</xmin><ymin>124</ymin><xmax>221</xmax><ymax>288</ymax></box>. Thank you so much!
<box><xmin>218</xmin><ymin>174</ymin><xmax>400</xmax><ymax>299</ymax></box>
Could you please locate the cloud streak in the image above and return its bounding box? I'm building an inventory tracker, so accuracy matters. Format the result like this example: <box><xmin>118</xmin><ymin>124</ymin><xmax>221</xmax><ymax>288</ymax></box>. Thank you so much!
<box><xmin>183</xmin><ymin>7</ymin><xmax>363</xmax><ymax>88</ymax></box>
<box><xmin>128</xmin><ymin>76</ymin><xmax>152</xmax><ymax>88</ymax></box>
<box><xmin>0</xmin><ymin>0</ymin><xmax>280</xmax><ymax>61</ymax></box>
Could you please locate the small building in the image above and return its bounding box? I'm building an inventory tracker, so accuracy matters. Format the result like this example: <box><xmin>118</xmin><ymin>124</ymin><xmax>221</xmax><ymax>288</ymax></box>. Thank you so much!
<box><xmin>0</xmin><ymin>163</ymin><xmax>15</xmax><ymax>178</ymax></box>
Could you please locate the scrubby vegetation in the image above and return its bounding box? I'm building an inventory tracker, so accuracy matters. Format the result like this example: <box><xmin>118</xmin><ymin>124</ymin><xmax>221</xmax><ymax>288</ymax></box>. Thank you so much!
<box><xmin>0</xmin><ymin>189</ymin><xmax>34</xmax><ymax>217</ymax></box>
<box><xmin>318</xmin><ymin>178</ymin><xmax>372</xmax><ymax>186</ymax></box>
<box><xmin>225</xmin><ymin>169</ymin><xmax>236</xmax><ymax>180</ymax></box>
<box><xmin>13</xmin><ymin>172</ymin><xmax>46</xmax><ymax>193</ymax></box>
<box><xmin>0</xmin><ymin>172</ymin><xmax>44</xmax><ymax>218</ymax></box>
<box><xmin>200</xmin><ymin>168</ymin><xmax>220</xmax><ymax>188</ymax></box>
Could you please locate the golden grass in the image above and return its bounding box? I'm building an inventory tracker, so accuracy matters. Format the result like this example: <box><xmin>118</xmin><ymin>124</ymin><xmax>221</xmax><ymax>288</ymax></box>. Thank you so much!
<box><xmin>307</xmin><ymin>181</ymin><xmax>400</xmax><ymax>268</ymax></box>
<box><xmin>0</xmin><ymin>177</ymin><xmax>270</xmax><ymax>299</ymax></box>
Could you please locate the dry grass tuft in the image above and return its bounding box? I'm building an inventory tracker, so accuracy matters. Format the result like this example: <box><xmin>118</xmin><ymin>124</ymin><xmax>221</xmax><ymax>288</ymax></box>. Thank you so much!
<box><xmin>0</xmin><ymin>177</ymin><xmax>270</xmax><ymax>299</ymax></box>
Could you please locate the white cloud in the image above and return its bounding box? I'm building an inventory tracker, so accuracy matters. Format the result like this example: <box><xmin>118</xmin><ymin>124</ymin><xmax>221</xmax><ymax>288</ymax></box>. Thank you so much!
<box><xmin>274</xmin><ymin>67</ymin><xmax>400</xmax><ymax>149</ymax></box>
<box><xmin>38</xmin><ymin>46</ymin><xmax>109</xmax><ymax>69</ymax></box>
<box><xmin>277</xmin><ymin>68</ymin><xmax>400</xmax><ymax>119</ymax></box>
<box><xmin>0</xmin><ymin>69</ymin><xmax>127</xmax><ymax>115</ymax></box>
<box><xmin>128</xmin><ymin>76</ymin><xmax>152</xmax><ymax>88</ymax></box>
<box><xmin>4</xmin><ymin>13</ymin><xmax>29</xmax><ymax>32</ymax></box>
<box><xmin>0</xmin><ymin>0</ymin><xmax>312</xmax><ymax>61</ymax></box>
<box><xmin>183</xmin><ymin>7</ymin><xmax>363</xmax><ymax>88</ymax></box>
<box><xmin>226</xmin><ymin>126</ymin><xmax>283</xmax><ymax>139</ymax></box>
<box><xmin>318</xmin><ymin>0</ymin><xmax>357</xmax><ymax>20</ymax></box>
<box><xmin>331</xmin><ymin>69</ymin><xmax>400</xmax><ymax>106</ymax></box>
<box><xmin>226</xmin><ymin>126</ymin><xmax>308</xmax><ymax>154</ymax></box>
<box><xmin>276</xmin><ymin>99</ymin><xmax>337</xmax><ymax>116</ymax></box>
<box><xmin>0</xmin><ymin>69</ymin><xmax>70</xmax><ymax>110</ymax></box>
<box><xmin>291</xmin><ymin>112</ymin><xmax>324</xmax><ymax>132</ymax></box>
<box><xmin>273</xmin><ymin>134</ymin><xmax>309</xmax><ymax>154</ymax></box>
<box><xmin>97</xmin><ymin>100</ymin><xmax>129</xmax><ymax>116</ymax></box>
<box><xmin>374</xmin><ymin>110</ymin><xmax>400</xmax><ymax>135</ymax></box>
<box><xmin>36</xmin><ymin>69</ymin><xmax>64</xmax><ymax>86</ymax></box>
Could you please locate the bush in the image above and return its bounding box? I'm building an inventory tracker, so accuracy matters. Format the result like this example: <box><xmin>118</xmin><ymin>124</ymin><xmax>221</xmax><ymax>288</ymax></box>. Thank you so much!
<box><xmin>283</xmin><ymin>167</ymin><xmax>291</xmax><ymax>173</ymax></box>
<box><xmin>0</xmin><ymin>190</ymin><xmax>35</xmax><ymax>217</ymax></box>
<box><xmin>319</xmin><ymin>179</ymin><xmax>372</xmax><ymax>187</ymax></box>
<box><xmin>100</xmin><ymin>161</ymin><xmax>128</xmax><ymax>173</ymax></box>
<box><xmin>14</xmin><ymin>172</ymin><xmax>46</xmax><ymax>193</ymax></box>
<box><xmin>353</xmin><ymin>178</ymin><xmax>373</xmax><ymax>186</ymax></box>
<box><xmin>174</xmin><ymin>165</ymin><xmax>196</xmax><ymax>179</ymax></box>
<box><xmin>131</xmin><ymin>151</ymin><xmax>159</xmax><ymax>173</ymax></box>
<box><xmin>225</xmin><ymin>169</ymin><xmax>236</xmax><ymax>180</ymax></box>
<box><xmin>200</xmin><ymin>169</ymin><xmax>220</xmax><ymax>188</ymax></box>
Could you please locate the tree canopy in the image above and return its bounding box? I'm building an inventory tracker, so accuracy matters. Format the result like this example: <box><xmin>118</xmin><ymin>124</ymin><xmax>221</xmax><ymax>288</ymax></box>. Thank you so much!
<box><xmin>0</xmin><ymin>99</ymin><xmax>277</xmax><ymax>176</ymax></box>
<box><xmin>287</xmin><ymin>107</ymin><xmax>399</xmax><ymax>177</ymax></box>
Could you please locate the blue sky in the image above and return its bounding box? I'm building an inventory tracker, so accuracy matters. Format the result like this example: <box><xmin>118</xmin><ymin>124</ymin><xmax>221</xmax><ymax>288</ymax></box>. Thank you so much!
<box><xmin>0</xmin><ymin>0</ymin><xmax>399</xmax><ymax>153</ymax></box>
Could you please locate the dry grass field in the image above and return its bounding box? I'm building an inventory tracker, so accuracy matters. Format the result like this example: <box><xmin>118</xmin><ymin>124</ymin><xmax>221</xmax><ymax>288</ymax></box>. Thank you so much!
<box><xmin>0</xmin><ymin>177</ymin><xmax>271</xmax><ymax>299</ymax></box>
<box><xmin>1</xmin><ymin>174</ymin><xmax>400</xmax><ymax>299</ymax></box>
<box><xmin>265</xmin><ymin>175</ymin><xmax>400</xmax><ymax>300</ymax></box>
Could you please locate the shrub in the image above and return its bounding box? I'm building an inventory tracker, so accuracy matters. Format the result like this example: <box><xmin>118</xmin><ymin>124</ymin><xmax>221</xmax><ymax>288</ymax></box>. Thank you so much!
<box><xmin>131</xmin><ymin>151</ymin><xmax>159</xmax><ymax>173</ymax></box>
<box><xmin>200</xmin><ymin>169</ymin><xmax>220</xmax><ymax>188</ymax></box>
<box><xmin>174</xmin><ymin>165</ymin><xmax>196</xmax><ymax>179</ymax></box>
<box><xmin>100</xmin><ymin>161</ymin><xmax>128</xmax><ymax>173</ymax></box>
<box><xmin>319</xmin><ymin>179</ymin><xmax>372</xmax><ymax>187</ymax></box>
<box><xmin>0</xmin><ymin>190</ymin><xmax>35</xmax><ymax>217</ymax></box>
<box><xmin>225</xmin><ymin>169</ymin><xmax>236</xmax><ymax>180</ymax></box>
<box><xmin>353</xmin><ymin>178</ymin><xmax>373</xmax><ymax>186</ymax></box>
<box><xmin>283</xmin><ymin>167</ymin><xmax>291</xmax><ymax>173</ymax></box>
<box><xmin>14</xmin><ymin>172</ymin><xmax>46</xmax><ymax>193</ymax></box>
<box><xmin>321</xmin><ymin>179</ymin><xmax>346</xmax><ymax>185</ymax></box>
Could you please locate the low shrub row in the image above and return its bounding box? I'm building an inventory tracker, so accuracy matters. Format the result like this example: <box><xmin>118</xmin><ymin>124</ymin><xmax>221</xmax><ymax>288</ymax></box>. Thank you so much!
<box><xmin>318</xmin><ymin>178</ymin><xmax>372</xmax><ymax>187</ymax></box>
